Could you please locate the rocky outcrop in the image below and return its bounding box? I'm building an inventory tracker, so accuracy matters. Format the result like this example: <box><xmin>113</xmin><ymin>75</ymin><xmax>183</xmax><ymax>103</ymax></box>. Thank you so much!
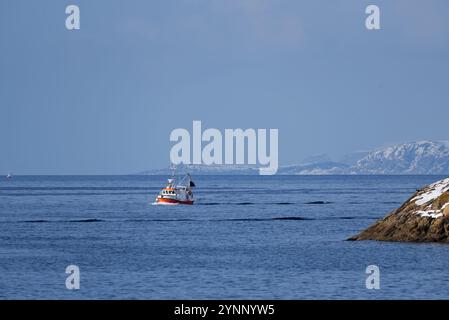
<box><xmin>349</xmin><ymin>177</ymin><xmax>449</xmax><ymax>242</ymax></box>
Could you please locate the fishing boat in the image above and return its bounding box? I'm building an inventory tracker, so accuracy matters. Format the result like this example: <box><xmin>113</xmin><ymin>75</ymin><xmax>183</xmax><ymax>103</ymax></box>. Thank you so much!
<box><xmin>5</xmin><ymin>173</ymin><xmax>12</xmax><ymax>180</ymax></box>
<box><xmin>154</xmin><ymin>173</ymin><xmax>196</xmax><ymax>205</ymax></box>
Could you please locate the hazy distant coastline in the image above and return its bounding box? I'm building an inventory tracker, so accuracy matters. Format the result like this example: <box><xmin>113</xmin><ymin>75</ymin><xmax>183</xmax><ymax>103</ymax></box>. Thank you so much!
<box><xmin>140</xmin><ymin>141</ymin><xmax>449</xmax><ymax>175</ymax></box>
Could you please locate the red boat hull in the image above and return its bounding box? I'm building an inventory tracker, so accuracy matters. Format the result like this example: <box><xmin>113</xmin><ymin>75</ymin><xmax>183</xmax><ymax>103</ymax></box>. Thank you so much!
<box><xmin>155</xmin><ymin>197</ymin><xmax>194</xmax><ymax>205</ymax></box>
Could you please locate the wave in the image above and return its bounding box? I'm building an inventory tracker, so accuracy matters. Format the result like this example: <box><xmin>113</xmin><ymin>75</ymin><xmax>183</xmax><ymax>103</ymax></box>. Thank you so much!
<box><xmin>11</xmin><ymin>215</ymin><xmax>379</xmax><ymax>224</ymax></box>
<box><xmin>198</xmin><ymin>202</ymin><xmax>295</xmax><ymax>206</ymax></box>
<box><xmin>200</xmin><ymin>201</ymin><xmax>331</xmax><ymax>206</ymax></box>
<box><xmin>305</xmin><ymin>201</ymin><xmax>333</xmax><ymax>205</ymax></box>
<box><xmin>20</xmin><ymin>218</ymin><xmax>104</xmax><ymax>223</ymax></box>
<box><xmin>69</xmin><ymin>219</ymin><xmax>104</xmax><ymax>223</ymax></box>
<box><xmin>0</xmin><ymin>187</ymin><xmax>154</xmax><ymax>191</ymax></box>
<box><xmin>217</xmin><ymin>216</ymin><xmax>377</xmax><ymax>222</ymax></box>
<box><xmin>126</xmin><ymin>218</ymin><xmax>196</xmax><ymax>222</ymax></box>
<box><xmin>0</xmin><ymin>192</ymin><xmax>151</xmax><ymax>197</ymax></box>
<box><xmin>272</xmin><ymin>216</ymin><xmax>313</xmax><ymax>221</ymax></box>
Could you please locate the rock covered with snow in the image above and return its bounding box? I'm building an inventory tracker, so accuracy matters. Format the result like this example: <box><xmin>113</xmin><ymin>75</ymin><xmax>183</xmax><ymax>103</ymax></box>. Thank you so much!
<box><xmin>349</xmin><ymin>177</ymin><xmax>449</xmax><ymax>242</ymax></box>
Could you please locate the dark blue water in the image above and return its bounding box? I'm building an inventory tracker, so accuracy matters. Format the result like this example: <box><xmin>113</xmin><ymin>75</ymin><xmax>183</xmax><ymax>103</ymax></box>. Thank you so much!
<box><xmin>1</xmin><ymin>175</ymin><xmax>449</xmax><ymax>299</ymax></box>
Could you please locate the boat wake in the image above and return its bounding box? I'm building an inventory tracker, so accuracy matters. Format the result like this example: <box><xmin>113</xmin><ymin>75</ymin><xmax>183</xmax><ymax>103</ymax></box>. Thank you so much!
<box><xmin>151</xmin><ymin>202</ymin><xmax>179</xmax><ymax>206</ymax></box>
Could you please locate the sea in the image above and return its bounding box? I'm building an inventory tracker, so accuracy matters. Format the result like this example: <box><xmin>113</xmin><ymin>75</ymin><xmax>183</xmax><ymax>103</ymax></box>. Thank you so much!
<box><xmin>1</xmin><ymin>175</ymin><xmax>449</xmax><ymax>300</ymax></box>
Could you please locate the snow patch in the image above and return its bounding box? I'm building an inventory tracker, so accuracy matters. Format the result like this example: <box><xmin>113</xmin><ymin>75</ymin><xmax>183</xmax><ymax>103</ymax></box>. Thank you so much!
<box><xmin>412</xmin><ymin>178</ymin><xmax>449</xmax><ymax>206</ymax></box>
<box><xmin>415</xmin><ymin>198</ymin><xmax>449</xmax><ymax>219</ymax></box>
<box><xmin>416</xmin><ymin>210</ymin><xmax>443</xmax><ymax>219</ymax></box>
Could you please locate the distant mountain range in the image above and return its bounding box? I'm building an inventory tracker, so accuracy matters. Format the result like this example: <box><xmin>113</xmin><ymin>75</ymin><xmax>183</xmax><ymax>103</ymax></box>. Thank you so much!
<box><xmin>351</xmin><ymin>141</ymin><xmax>449</xmax><ymax>175</ymax></box>
<box><xmin>140</xmin><ymin>141</ymin><xmax>449</xmax><ymax>175</ymax></box>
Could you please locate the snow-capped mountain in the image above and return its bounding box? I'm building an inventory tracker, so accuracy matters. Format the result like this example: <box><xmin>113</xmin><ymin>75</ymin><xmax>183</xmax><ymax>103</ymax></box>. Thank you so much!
<box><xmin>353</xmin><ymin>141</ymin><xmax>449</xmax><ymax>174</ymax></box>
<box><xmin>282</xmin><ymin>141</ymin><xmax>449</xmax><ymax>175</ymax></box>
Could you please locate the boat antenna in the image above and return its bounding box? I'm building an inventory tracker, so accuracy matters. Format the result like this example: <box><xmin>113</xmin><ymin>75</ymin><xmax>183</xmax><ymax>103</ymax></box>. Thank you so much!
<box><xmin>170</xmin><ymin>163</ymin><xmax>177</xmax><ymax>178</ymax></box>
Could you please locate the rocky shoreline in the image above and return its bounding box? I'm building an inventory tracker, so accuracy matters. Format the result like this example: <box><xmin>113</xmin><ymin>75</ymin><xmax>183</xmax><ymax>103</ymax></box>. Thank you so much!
<box><xmin>349</xmin><ymin>177</ymin><xmax>449</xmax><ymax>242</ymax></box>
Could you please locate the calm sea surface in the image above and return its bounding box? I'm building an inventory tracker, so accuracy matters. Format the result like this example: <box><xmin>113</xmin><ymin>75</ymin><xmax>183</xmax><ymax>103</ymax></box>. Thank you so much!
<box><xmin>1</xmin><ymin>175</ymin><xmax>449</xmax><ymax>299</ymax></box>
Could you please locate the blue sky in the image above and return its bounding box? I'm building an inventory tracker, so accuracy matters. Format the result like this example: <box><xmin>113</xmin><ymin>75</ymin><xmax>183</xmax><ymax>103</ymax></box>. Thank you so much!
<box><xmin>1</xmin><ymin>0</ymin><xmax>449</xmax><ymax>174</ymax></box>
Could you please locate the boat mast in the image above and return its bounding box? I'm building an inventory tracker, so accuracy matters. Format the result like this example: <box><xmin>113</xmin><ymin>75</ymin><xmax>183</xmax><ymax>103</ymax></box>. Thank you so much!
<box><xmin>170</xmin><ymin>164</ymin><xmax>177</xmax><ymax>179</ymax></box>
